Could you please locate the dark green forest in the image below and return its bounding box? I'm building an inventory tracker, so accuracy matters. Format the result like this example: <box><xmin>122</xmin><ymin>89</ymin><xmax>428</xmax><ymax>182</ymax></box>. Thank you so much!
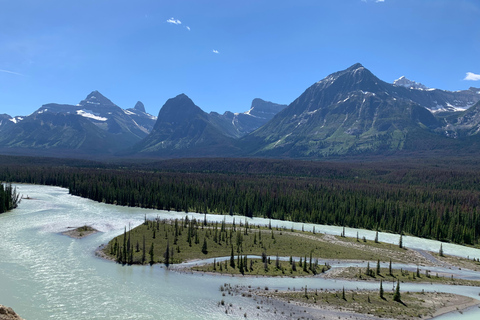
<box><xmin>0</xmin><ymin>183</ymin><xmax>21</xmax><ymax>214</ymax></box>
<box><xmin>1</xmin><ymin>155</ymin><xmax>480</xmax><ymax>246</ymax></box>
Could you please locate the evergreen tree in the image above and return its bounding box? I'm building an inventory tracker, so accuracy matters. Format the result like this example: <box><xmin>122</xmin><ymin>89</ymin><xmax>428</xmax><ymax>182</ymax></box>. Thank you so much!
<box><xmin>374</xmin><ymin>230</ymin><xmax>379</xmax><ymax>243</ymax></box>
<box><xmin>379</xmin><ymin>280</ymin><xmax>384</xmax><ymax>299</ymax></box>
<box><xmin>164</xmin><ymin>241</ymin><xmax>170</xmax><ymax>267</ymax></box>
<box><xmin>399</xmin><ymin>234</ymin><xmax>403</xmax><ymax>248</ymax></box>
<box><xmin>230</xmin><ymin>246</ymin><xmax>235</xmax><ymax>269</ymax></box>
<box><xmin>202</xmin><ymin>237</ymin><xmax>208</xmax><ymax>254</ymax></box>
<box><xmin>239</xmin><ymin>255</ymin><xmax>244</xmax><ymax>275</ymax></box>
<box><xmin>376</xmin><ymin>259</ymin><xmax>381</xmax><ymax>275</ymax></box>
<box><xmin>439</xmin><ymin>243</ymin><xmax>444</xmax><ymax>257</ymax></box>
<box><xmin>149</xmin><ymin>243</ymin><xmax>154</xmax><ymax>265</ymax></box>
<box><xmin>388</xmin><ymin>259</ymin><xmax>392</xmax><ymax>276</ymax></box>
<box><xmin>393</xmin><ymin>279</ymin><xmax>401</xmax><ymax>302</ymax></box>
<box><xmin>142</xmin><ymin>235</ymin><xmax>146</xmax><ymax>264</ymax></box>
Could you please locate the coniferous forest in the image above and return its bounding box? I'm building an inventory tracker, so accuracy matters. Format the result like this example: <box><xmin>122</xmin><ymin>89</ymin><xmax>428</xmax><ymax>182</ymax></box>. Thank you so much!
<box><xmin>1</xmin><ymin>155</ymin><xmax>480</xmax><ymax>246</ymax></box>
<box><xmin>0</xmin><ymin>183</ymin><xmax>20</xmax><ymax>214</ymax></box>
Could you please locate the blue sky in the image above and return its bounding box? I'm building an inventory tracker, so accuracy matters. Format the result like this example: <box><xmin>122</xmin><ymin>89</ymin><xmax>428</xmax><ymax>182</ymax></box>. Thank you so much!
<box><xmin>1</xmin><ymin>0</ymin><xmax>479</xmax><ymax>117</ymax></box>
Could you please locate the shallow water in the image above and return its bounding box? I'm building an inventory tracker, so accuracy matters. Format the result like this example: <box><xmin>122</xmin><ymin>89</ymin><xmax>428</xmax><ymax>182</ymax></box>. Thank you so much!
<box><xmin>1</xmin><ymin>184</ymin><xmax>480</xmax><ymax>319</ymax></box>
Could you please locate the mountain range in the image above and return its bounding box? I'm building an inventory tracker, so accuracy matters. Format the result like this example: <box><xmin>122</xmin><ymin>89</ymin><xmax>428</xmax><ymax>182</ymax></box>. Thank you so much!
<box><xmin>1</xmin><ymin>63</ymin><xmax>480</xmax><ymax>159</ymax></box>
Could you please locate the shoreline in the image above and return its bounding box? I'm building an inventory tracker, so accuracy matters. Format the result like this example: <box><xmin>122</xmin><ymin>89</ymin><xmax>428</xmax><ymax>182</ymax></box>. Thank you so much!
<box><xmin>232</xmin><ymin>286</ymin><xmax>480</xmax><ymax>320</ymax></box>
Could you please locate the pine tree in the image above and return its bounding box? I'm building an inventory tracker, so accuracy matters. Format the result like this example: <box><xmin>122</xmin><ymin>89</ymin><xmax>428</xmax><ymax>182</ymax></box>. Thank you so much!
<box><xmin>142</xmin><ymin>235</ymin><xmax>146</xmax><ymax>264</ymax></box>
<box><xmin>439</xmin><ymin>243</ymin><xmax>444</xmax><ymax>257</ymax></box>
<box><xmin>393</xmin><ymin>279</ymin><xmax>401</xmax><ymax>302</ymax></box>
<box><xmin>376</xmin><ymin>259</ymin><xmax>381</xmax><ymax>275</ymax></box>
<box><xmin>230</xmin><ymin>246</ymin><xmax>235</xmax><ymax>269</ymax></box>
<box><xmin>399</xmin><ymin>234</ymin><xmax>403</xmax><ymax>248</ymax></box>
<box><xmin>149</xmin><ymin>242</ymin><xmax>154</xmax><ymax>265</ymax></box>
<box><xmin>374</xmin><ymin>230</ymin><xmax>379</xmax><ymax>243</ymax></box>
<box><xmin>342</xmin><ymin>287</ymin><xmax>346</xmax><ymax>301</ymax></box>
<box><xmin>379</xmin><ymin>280</ymin><xmax>384</xmax><ymax>299</ymax></box>
<box><xmin>388</xmin><ymin>259</ymin><xmax>392</xmax><ymax>276</ymax></box>
<box><xmin>202</xmin><ymin>237</ymin><xmax>208</xmax><ymax>254</ymax></box>
<box><xmin>164</xmin><ymin>241</ymin><xmax>170</xmax><ymax>267</ymax></box>
<box><xmin>239</xmin><ymin>254</ymin><xmax>244</xmax><ymax>275</ymax></box>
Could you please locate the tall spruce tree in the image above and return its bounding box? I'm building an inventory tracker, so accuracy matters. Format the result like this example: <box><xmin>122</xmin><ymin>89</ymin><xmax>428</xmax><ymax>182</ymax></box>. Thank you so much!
<box><xmin>393</xmin><ymin>279</ymin><xmax>401</xmax><ymax>302</ymax></box>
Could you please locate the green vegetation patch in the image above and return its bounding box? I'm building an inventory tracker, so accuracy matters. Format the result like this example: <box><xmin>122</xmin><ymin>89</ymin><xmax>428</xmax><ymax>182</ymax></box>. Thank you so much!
<box><xmin>331</xmin><ymin>265</ymin><xmax>480</xmax><ymax>287</ymax></box>
<box><xmin>103</xmin><ymin>218</ymin><xmax>407</xmax><ymax>265</ymax></box>
<box><xmin>193</xmin><ymin>257</ymin><xmax>330</xmax><ymax>277</ymax></box>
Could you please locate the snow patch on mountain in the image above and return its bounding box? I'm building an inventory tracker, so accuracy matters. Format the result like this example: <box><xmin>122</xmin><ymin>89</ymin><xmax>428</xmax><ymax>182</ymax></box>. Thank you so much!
<box><xmin>393</xmin><ymin>76</ymin><xmax>429</xmax><ymax>90</ymax></box>
<box><xmin>76</xmin><ymin>109</ymin><xmax>108</xmax><ymax>121</ymax></box>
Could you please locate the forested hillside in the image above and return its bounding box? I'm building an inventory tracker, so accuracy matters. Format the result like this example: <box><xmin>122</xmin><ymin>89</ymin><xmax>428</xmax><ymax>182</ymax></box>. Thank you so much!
<box><xmin>1</xmin><ymin>155</ymin><xmax>479</xmax><ymax>246</ymax></box>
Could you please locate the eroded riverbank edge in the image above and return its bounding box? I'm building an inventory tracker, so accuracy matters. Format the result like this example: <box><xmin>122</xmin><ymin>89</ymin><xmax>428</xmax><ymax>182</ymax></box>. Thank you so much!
<box><xmin>220</xmin><ymin>285</ymin><xmax>480</xmax><ymax>320</ymax></box>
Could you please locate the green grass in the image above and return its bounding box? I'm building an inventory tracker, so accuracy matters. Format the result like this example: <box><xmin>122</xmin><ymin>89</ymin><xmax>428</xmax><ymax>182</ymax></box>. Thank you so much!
<box><xmin>333</xmin><ymin>266</ymin><xmax>480</xmax><ymax>287</ymax></box>
<box><xmin>193</xmin><ymin>258</ymin><xmax>330</xmax><ymax>277</ymax></box>
<box><xmin>102</xmin><ymin>218</ymin><xmax>410</xmax><ymax>265</ymax></box>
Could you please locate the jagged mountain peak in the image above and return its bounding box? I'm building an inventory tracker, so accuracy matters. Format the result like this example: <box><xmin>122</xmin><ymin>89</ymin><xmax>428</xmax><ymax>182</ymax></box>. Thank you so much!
<box><xmin>79</xmin><ymin>91</ymin><xmax>117</xmax><ymax>107</ymax></box>
<box><xmin>134</xmin><ymin>101</ymin><xmax>146</xmax><ymax>113</ymax></box>
<box><xmin>248</xmin><ymin>98</ymin><xmax>287</xmax><ymax>116</ymax></box>
<box><xmin>315</xmin><ymin>63</ymin><xmax>381</xmax><ymax>92</ymax></box>
<box><xmin>346</xmin><ymin>62</ymin><xmax>365</xmax><ymax>71</ymax></box>
<box><xmin>393</xmin><ymin>76</ymin><xmax>429</xmax><ymax>90</ymax></box>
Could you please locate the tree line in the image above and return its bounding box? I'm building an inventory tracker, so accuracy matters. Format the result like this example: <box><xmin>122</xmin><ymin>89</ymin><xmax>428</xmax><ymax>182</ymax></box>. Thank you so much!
<box><xmin>1</xmin><ymin>156</ymin><xmax>480</xmax><ymax>245</ymax></box>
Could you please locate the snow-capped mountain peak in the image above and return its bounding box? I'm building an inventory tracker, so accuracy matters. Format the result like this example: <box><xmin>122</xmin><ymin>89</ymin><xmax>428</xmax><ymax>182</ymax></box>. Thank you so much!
<box><xmin>393</xmin><ymin>76</ymin><xmax>429</xmax><ymax>90</ymax></box>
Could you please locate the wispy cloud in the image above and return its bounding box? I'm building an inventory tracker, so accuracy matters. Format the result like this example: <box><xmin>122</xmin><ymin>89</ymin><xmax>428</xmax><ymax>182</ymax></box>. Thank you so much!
<box><xmin>0</xmin><ymin>69</ymin><xmax>24</xmax><ymax>76</ymax></box>
<box><xmin>186</xmin><ymin>26</ymin><xmax>191</xmax><ymax>31</ymax></box>
<box><xmin>212</xmin><ymin>50</ymin><xmax>219</xmax><ymax>54</ymax></box>
<box><xmin>465</xmin><ymin>72</ymin><xmax>480</xmax><ymax>81</ymax></box>
<box><xmin>166</xmin><ymin>17</ymin><xmax>182</xmax><ymax>25</ymax></box>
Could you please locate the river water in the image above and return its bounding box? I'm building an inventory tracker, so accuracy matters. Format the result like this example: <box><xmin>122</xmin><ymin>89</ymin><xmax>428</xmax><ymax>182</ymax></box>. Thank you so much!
<box><xmin>1</xmin><ymin>184</ymin><xmax>480</xmax><ymax>319</ymax></box>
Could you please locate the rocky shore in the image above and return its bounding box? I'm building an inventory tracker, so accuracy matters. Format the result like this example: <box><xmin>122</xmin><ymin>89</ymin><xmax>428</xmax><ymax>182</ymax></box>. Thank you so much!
<box><xmin>0</xmin><ymin>305</ymin><xmax>23</xmax><ymax>320</ymax></box>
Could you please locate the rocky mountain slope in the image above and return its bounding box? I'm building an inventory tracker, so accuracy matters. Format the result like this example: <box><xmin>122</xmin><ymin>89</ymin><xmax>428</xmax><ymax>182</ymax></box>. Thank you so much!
<box><xmin>241</xmin><ymin>63</ymin><xmax>445</xmax><ymax>158</ymax></box>
<box><xmin>209</xmin><ymin>99</ymin><xmax>287</xmax><ymax>138</ymax></box>
<box><xmin>130</xmin><ymin>94</ymin><xmax>239</xmax><ymax>157</ymax></box>
<box><xmin>0</xmin><ymin>91</ymin><xmax>157</xmax><ymax>156</ymax></box>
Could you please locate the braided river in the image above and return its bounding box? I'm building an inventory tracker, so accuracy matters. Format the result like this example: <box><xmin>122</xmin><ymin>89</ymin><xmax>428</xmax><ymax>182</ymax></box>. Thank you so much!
<box><xmin>1</xmin><ymin>184</ymin><xmax>480</xmax><ymax>319</ymax></box>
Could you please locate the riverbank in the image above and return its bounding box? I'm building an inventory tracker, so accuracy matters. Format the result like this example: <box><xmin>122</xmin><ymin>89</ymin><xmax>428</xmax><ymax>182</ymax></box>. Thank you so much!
<box><xmin>219</xmin><ymin>284</ymin><xmax>480</xmax><ymax>320</ymax></box>
<box><xmin>322</xmin><ymin>266</ymin><xmax>480</xmax><ymax>287</ymax></box>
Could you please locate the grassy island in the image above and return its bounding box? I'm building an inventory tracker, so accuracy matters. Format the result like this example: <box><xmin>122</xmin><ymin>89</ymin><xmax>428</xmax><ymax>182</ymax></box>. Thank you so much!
<box><xmin>62</xmin><ymin>225</ymin><xmax>98</xmax><ymax>239</ymax></box>
<box><xmin>104</xmin><ymin>218</ymin><xmax>417</xmax><ymax>271</ymax></box>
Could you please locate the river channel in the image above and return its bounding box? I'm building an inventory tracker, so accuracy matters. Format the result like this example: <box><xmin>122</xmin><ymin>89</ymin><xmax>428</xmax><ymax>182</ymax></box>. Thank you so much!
<box><xmin>1</xmin><ymin>184</ymin><xmax>480</xmax><ymax>319</ymax></box>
